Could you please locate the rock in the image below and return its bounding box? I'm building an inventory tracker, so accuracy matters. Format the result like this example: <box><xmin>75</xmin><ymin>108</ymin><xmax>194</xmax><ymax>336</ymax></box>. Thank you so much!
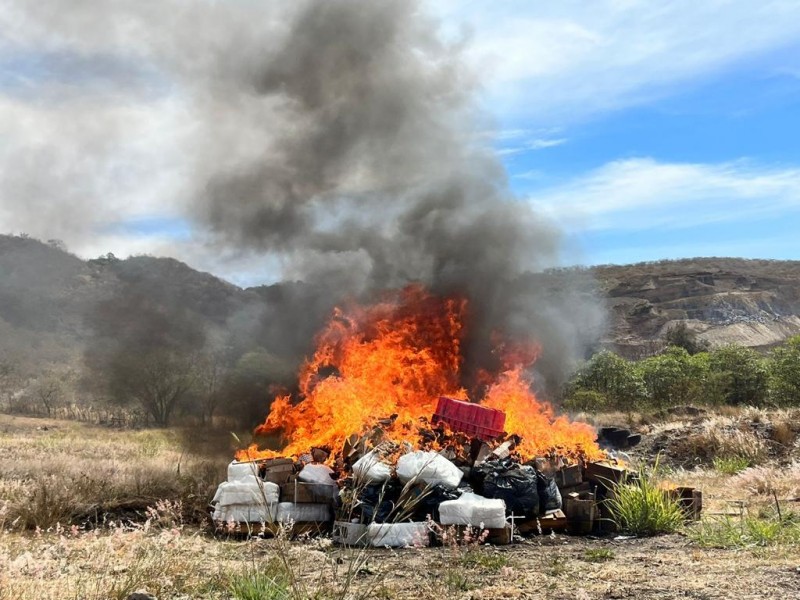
<box><xmin>126</xmin><ymin>593</ymin><xmax>157</xmax><ymax>600</ymax></box>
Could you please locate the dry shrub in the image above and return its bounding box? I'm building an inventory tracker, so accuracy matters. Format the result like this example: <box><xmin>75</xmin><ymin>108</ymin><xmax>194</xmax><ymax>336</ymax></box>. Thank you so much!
<box><xmin>674</xmin><ymin>417</ymin><xmax>766</xmax><ymax>466</ymax></box>
<box><xmin>733</xmin><ymin>464</ymin><xmax>800</xmax><ymax>497</ymax></box>
<box><xmin>770</xmin><ymin>421</ymin><xmax>798</xmax><ymax>447</ymax></box>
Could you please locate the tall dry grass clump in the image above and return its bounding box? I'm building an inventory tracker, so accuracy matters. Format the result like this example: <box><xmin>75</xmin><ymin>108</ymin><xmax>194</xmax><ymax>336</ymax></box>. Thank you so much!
<box><xmin>733</xmin><ymin>463</ymin><xmax>800</xmax><ymax>497</ymax></box>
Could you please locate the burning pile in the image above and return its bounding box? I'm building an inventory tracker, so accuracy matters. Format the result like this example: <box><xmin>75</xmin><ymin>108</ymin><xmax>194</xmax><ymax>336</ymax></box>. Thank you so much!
<box><xmin>211</xmin><ymin>286</ymin><xmax>699</xmax><ymax>543</ymax></box>
<box><xmin>236</xmin><ymin>285</ymin><xmax>603</xmax><ymax>464</ymax></box>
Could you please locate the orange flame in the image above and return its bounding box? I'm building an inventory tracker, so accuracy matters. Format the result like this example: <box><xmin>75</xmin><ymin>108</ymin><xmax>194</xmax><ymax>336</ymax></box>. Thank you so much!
<box><xmin>237</xmin><ymin>285</ymin><xmax>602</xmax><ymax>463</ymax></box>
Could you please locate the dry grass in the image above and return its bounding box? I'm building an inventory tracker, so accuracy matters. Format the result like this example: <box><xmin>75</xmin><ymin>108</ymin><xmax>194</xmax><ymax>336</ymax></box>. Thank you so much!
<box><xmin>0</xmin><ymin>415</ymin><xmax>224</xmax><ymax>529</ymax></box>
<box><xmin>3</xmin><ymin>413</ymin><xmax>800</xmax><ymax>599</ymax></box>
<box><xmin>733</xmin><ymin>464</ymin><xmax>800</xmax><ymax>498</ymax></box>
<box><xmin>671</xmin><ymin>416</ymin><xmax>768</xmax><ymax>467</ymax></box>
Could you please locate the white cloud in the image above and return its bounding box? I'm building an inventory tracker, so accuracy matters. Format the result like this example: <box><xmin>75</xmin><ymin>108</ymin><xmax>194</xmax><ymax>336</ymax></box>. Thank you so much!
<box><xmin>529</xmin><ymin>158</ymin><xmax>800</xmax><ymax>232</ymax></box>
<box><xmin>437</xmin><ymin>1</ymin><xmax>800</xmax><ymax>123</ymax></box>
<box><xmin>497</xmin><ymin>137</ymin><xmax>568</xmax><ymax>155</ymax></box>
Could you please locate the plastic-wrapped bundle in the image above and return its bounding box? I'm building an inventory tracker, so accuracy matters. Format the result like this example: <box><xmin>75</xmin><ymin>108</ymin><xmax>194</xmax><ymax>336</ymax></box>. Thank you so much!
<box><xmin>298</xmin><ymin>464</ymin><xmax>336</xmax><ymax>485</ymax></box>
<box><xmin>367</xmin><ymin>522</ymin><xmax>430</xmax><ymax>547</ymax></box>
<box><xmin>213</xmin><ymin>502</ymin><xmax>278</xmax><ymax>523</ymax></box>
<box><xmin>352</xmin><ymin>451</ymin><xmax>392</xmax><ymax>484</ymax></box>
<box><xmin>276</xmin><ymin>502</ymin><xmax>332</xmax><ymax>523</ymax></box>
<box><xmin>395</xmin><ymin>451</ymin><xmax>463</xmax><ymax>489</ymax></box>
<box><xmin>227</xmin><ymin>460</ymin><xmax>259</xmax><ymax>482</ymax></box>
<box><xmin>438</xmin><ymin>493</ymin><xmax>507</xmax><ymax>529</ymax></box>
<box><xmin>212</xmin><ymin>477</ymin><xmax>280</xmax><ymax>506</ymax></box>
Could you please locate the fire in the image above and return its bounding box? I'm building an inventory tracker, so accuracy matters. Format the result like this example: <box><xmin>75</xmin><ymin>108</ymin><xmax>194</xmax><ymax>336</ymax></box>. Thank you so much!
<box><xmin>238</xmin><ymin>285</ymin><xmax>602</xmax><ymax>463</ymax></box>
<box><xmin>483</xmin><ymin>368</ymin><xmax>603</xmax><ymax>461</ymax></box>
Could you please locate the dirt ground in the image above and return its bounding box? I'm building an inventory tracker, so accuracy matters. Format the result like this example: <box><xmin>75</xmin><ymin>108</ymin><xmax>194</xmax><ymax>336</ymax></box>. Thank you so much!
<box><xmin>367</xmin><ymin>535</ymin><xmax>800</xmax><ymax>600</ymax></box>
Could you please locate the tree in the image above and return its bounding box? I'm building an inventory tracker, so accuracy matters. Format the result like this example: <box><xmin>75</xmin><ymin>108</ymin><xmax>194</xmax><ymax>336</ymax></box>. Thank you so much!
<box><xmin>571</xmin><ymin>351</ymin><xmax>645</xmax><ymax>410</ymax></box>
<box><xmin>707</xmin><ymin>345</ymin><xmax>769</xmax><ymax>406</ymax></box>
<box><xmin>637</xmin><ymin>346</ymin><xmax>707</xmax><ymax>409</ymax></box>
<box><xmin>769</xmin><ymin>336</ymin><xmax>800</xmax><ymax>406</ymax></box>
<box><xmin>664</xmin><ymin>322</ymin><xmax>710</xmax><ymax>355</ymax></box>
<box><xmin>0</xmin><ymin>358</ymin><xmax>22</xmax><ymax>412</ymax></box>
<box><xmin>107</xmin><ymin>349</ymin><xmax>198</xmax><ymax>426</ymax></box>
<box><xmin>196</xmin><ymin>349</ymin><xmax>228</xmax><ymax>425</ymax></box>
<box><xmin>85</xmin><ymin>289</ymin><xmax>206</xmax><ymax>427</ymax></box>
<box><xmin>32</xmin><ymin>370</ymin><xmax>66</xmax><ymax>416</ymax></box>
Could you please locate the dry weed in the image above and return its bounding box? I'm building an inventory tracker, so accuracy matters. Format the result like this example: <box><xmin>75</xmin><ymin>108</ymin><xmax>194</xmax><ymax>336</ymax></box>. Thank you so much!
<box><xmin>733</xmin><ymin>464</ymin><xmax>800</xmax><ymax>498</ymax></box>
<box><xmin>673</xmin><ymin>417</ymin><xmax>767</xmax><ymax>466</ymax></box>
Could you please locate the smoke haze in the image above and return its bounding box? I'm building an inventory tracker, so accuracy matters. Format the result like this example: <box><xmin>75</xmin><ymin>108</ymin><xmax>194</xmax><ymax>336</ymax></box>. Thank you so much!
<box><xmin>0</xmin><ymin>0</ymin><xmax>604</xmax><ymax>390</ymax></box>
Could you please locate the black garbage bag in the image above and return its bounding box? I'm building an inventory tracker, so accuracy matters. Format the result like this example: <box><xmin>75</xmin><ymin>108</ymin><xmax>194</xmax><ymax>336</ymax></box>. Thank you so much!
<box><xmin>536</xmin><ymin>471</ymin><xmax>562</xmax><ymax>513</ymax></box>
<box><xmin>473</xmin><ymin>459</ymin><xmax>539</xmax><ymax>518</ymax></box>
<box><xmin>409</xmin><ymin>483</ymin><xmax>460</xmax><ymax>522</ymax></box>
<box><xmin>357</xmin><ymin>479</ymin><xmax>402</xmax><ymax>523</ymax></box>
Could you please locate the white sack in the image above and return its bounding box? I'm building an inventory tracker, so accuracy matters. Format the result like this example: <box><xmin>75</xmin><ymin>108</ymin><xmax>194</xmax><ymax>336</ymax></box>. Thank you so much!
<box><xmin>438</xmin><ymin>492</ymin><xmax>507</xmax><ymax>529</ymax></box>
<box><xmin>332</xmin><ymin>521</ymin><xmax>369</xmax><ymax>546</ymax></box>
<box><xmin>212</xmin><ymin>478</ymin><xmax>280</xmax><ymax>506</ymax></box>
<box><xmin>298</xmin><ymin>464</ymin><xmax>336</xmax><ymax>486</ymax></box>
<box><xmin>212</xmin><ymin>502</ymin><xmax>278</xmax><ymax>523</ymax></box>
<box><xmin>276</xmin><ymin>502</ymin><xmax>332</xmax><ymax>523</ymax></box>
<box><xmin>368</xmin><ymin>522</ymin><xmax>429</xmax><ymax>547</ymax></box>
<box><xmin>352</xmin><ymin>451</ymin><xmax>392</xmax><ymax>484</ymax></box>
<box><xmin>227</xmin><ymin>460</ymin><xmax>258</xmax><ymax>482</ymax></box>
<box><xmin>395</xmin><ymin>451</ymin><xmax>463</xmax><ymax>489</ymax></box>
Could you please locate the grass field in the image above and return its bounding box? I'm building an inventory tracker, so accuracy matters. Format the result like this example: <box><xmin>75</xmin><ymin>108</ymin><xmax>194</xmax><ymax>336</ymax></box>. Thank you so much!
<box><xmin>2</xmin><ymin>413</ymin><xmax>800</xmax><ymax>599</ymax></box>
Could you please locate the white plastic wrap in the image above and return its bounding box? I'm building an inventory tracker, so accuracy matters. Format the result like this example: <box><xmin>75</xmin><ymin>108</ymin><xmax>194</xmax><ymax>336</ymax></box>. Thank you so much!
<box><xmin>352</xmin><ymin>452</ymin><xmax>392</xmax><ymax>484</ymax></box>
<box><xmin>298</xmin><ymin>464</ymin><xmax>336</xmax><ymax>485</ymax></box>
<box><xmin>438</xmin><ymin>492</ymin><xmax>507</xmax><ymax>529</ymax></box>
<box><xmin>212</xmin><ymin>502</ymin><xmax>278</xmax><ymax>523</ymax></box>
<box><xmin>367</xmin><ymin>522</ymin><xmax>429</xmax><ymax>547</ymax></box>
<box><xmin>332</xmin><ymin>521</ymin><xmax>369</xmax><ymax>546</ymax></box>
<box><xmin>227</xmin><ymin>460</ymin><xmax>258</xmax><ymax>482</ymax></box>
<box><xmin>212</xmin><ymin>478</ymin><xmax>280</xmax><ymax>506</ymax></box>
<box><xmin>276</xmin><ymin>502</ymin><xmax>332</xmax><ymax>523</ymax></box>
<box><xmin>395</xmin><ymin>451</ymin><xmax>463</xmax><ymax>489</ymax></box>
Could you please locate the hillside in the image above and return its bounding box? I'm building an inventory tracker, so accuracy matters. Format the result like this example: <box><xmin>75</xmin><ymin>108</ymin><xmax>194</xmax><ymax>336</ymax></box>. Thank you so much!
<box><xmin>0</xmin><ymin>236</ymin><xmax>259</xmax><ymax>380</ymax></box>
<box><xmin>594</xmin><ymin>258</ymin><xmax>800</xmax><ymax>357</ymax></box>
<box><xmin>2</xmin><ymin>236</ymin><xmax>799</xmax><ymax>381</ymax></box>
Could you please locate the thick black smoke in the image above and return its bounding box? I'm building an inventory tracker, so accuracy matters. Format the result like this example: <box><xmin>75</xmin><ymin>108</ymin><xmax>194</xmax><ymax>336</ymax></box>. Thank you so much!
<box><xmin>4</xmin><ymin>0</ymin><xmax>604</xmax><ymax>393</ymax></box>
<box><xmin>194</xmin><ymin>1</ymin><xmax>603</xmax><ymax>387</ymax></box>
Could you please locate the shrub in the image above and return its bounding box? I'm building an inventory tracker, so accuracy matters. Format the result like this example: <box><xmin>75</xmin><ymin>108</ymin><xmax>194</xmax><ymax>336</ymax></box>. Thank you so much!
<box><xmin>563</xmin><ymin>389</ymin><xmax>609</xmax><ymax>413</ymax></box>
<box><xmin>713</xmin><ymin>456</ymin><xmax>752</xmax><ymax>475</ymax></box>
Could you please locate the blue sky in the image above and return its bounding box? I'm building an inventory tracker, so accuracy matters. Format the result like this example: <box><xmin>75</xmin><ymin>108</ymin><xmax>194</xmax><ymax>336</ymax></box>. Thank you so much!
<box><xmin>1</xmin><ymin>1</ymin><xmax>800</xmax><ymax>285</ymax></box>
<box><xmin>497</xmin><ymin>57</ymin><xmax>800</xmax><ymax>265</ymax></box>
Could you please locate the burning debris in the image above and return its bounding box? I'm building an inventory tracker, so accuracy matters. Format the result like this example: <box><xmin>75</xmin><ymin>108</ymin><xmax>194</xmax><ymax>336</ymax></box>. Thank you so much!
<box><xmin>211</xmin><ymin>288</ymin><xmax>699</xmax><ymax>544</ymax></box>
<box><xmin>211</xmin><ymin>408</ymin><xmax>701</xmax><ymax>545</ymax></box>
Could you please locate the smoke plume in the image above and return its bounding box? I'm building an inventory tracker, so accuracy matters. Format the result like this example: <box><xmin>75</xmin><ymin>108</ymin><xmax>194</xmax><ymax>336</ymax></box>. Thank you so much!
<box><xmin>1</xmin><ymin>0</ymin><xmax>605</xmax><ymax>390</ymax></box>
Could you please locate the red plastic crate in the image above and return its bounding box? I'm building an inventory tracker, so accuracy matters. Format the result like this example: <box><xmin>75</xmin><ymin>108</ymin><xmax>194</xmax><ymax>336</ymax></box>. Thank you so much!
<box><xmin>432</xmin><ymin>396</ymin><xmax>506</xmax><ymax>441</ymax></box>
